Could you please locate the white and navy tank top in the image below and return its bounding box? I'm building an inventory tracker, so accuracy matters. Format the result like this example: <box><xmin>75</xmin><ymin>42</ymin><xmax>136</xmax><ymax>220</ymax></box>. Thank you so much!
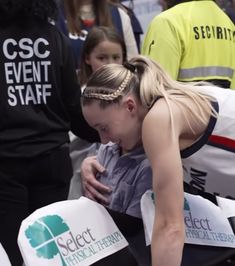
<box><xmin>181</xmin><ymin>86</ymin><xmax>235</xmax><ymax>199</ymax></box>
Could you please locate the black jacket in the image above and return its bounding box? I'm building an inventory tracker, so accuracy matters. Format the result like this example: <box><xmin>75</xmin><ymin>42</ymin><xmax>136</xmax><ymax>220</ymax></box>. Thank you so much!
<box><xmin>0</xmin><ymin>19</ymin><xmax>99</xmax><ymax>159</ymax></box>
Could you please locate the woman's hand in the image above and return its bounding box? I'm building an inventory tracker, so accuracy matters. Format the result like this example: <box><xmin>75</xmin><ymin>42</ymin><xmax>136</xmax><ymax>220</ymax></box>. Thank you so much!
<box><xmin>81</xmin><ymin>156</ymin><xmax>111</xmax><ymax>205</ymax></box>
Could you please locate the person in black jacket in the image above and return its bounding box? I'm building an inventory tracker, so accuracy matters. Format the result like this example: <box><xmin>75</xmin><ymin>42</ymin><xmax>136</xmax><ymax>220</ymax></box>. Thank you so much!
<box><xmin>0</xmin><ymin>1</ymin><xmax>99</xmax><ymax>265</ymax></box>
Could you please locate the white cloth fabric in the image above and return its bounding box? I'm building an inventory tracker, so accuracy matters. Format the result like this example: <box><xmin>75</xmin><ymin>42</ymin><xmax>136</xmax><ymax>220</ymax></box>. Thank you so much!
<box><xmin>141</xmin><ymin>190</ymin><xmax>235</xmax><ymax>248</ymax></box>
<box><xmin>182</xmin><ymin>86</ymin><xmax>235</xmax><ymax>199</ymax></box>
<box><xmin>18</xmin><ymin>197</ymin><xmax>128</xmax><ymax>266</ymax></box>
<box><xmin>118</xmin><ymin>7</ymin><xmax>138</xmax><ymax>60</ymax></box>
<box><xmin>0</xmin><ymin>243</ymin><xmax>11</xmax><ymax>266</ymax></box>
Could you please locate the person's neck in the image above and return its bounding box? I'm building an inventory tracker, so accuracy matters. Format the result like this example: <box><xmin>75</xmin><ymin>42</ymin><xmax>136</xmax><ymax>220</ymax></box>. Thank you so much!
<box><xmin>121</xmin><ymin>140</ymin><xmax>143</xmax><ymax>155</ymax></box>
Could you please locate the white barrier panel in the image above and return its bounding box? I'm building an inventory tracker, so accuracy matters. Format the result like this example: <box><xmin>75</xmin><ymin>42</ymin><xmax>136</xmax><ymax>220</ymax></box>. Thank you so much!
<box><xmin>18</xmin><ymin>197</ymin><xmax>128</xmax><ymax>266</ymax></box>
<box><xmin>0</xmin><ymin>243</ymin><xmax>11</xmax><ymax>266</ymax></box>
<box><xmin>141</xmin><ymin>190</ymin><xmax>235</xmax><ymax>248</ymax></box>
<box><xmin>217</xmin><ymin>196</ymin><xmax>235</xmax><ymax>218</ymax></box>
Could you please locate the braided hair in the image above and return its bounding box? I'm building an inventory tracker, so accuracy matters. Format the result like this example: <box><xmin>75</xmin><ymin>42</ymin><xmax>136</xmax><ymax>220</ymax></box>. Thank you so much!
<box><xmin>82</xmin><ymin>62</ymin><xmax>140</xmax><ymax>108</ymax></box>
<box><xmin>82</xmin><ymin>55</ymin><xmax>217</xmax><ymax>132</ymax></box>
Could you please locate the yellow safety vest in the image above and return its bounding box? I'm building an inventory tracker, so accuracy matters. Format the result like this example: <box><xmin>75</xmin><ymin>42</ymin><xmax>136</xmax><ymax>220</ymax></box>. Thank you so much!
<box><xmin>142</xmin><ymin>0</ymin><xmax>235</xmax><ymax>89</ymax></box>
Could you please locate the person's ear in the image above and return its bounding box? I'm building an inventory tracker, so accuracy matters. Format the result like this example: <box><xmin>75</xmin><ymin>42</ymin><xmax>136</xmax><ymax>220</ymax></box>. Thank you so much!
<box><xmin>124</xmin><ymin>97</ymin><xmax>137</xmax><ymax>114</ymax></box>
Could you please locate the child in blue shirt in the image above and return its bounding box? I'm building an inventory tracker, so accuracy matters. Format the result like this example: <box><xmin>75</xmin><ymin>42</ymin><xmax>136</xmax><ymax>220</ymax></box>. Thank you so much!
<box><xmin>95</xmin><ymin>142</ymin><xmax>152</xmax><ymax>266</ymax></box>
<box><xmin>97</xmin><ymin>142</ymin><xmax>152</xmax><ymax>218</ymax></box>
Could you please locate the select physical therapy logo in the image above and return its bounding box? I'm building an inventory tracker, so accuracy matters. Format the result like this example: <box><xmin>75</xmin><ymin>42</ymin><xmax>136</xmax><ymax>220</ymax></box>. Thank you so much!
<box><xmin>25</xmin><ymin>214</ymin><xmax>124</xmax><ymax>266</ymax></box>
<box><xmin>184</xmin><ymin>198</ymin><xmax>211</xmax><ymax>232</ymax></box>
<box><xmin>184</xmin><ymin>198</ymin><xmax>235</xmax><ymax>244</ymax></box>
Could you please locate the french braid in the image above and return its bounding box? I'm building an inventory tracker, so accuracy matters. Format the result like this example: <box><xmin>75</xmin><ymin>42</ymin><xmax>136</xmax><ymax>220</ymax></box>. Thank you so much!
<box><xmin>82</xmin><ymin>70</ymin><xmax>132</xmax><ymax>101</ymax></box>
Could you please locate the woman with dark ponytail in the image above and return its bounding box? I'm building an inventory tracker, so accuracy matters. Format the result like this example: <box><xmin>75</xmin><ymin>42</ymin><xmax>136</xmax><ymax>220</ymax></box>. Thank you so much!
<box><xmin>0</xmin><ymin>1</ymin><xmax>99</xmax><ymax>265</ymax></box>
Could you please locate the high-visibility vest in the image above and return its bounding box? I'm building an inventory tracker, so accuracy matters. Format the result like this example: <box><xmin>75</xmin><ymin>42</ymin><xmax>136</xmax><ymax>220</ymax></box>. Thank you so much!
<box><xmin>142</xmin><ymin>0</ymin><xmax>235</xmax><ymax>89</ymax></box>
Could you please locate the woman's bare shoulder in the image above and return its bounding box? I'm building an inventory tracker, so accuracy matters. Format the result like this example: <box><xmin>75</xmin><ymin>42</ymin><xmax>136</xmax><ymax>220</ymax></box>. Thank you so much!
<box><xmin>142</xmin><ymin>97</ymin><xmax>205</xmax><ymax>149</ymax></box>
<box><xmin>143</xmin><ymin>98</ymin><xmax>181</xmax><ymax>132</ymax></box>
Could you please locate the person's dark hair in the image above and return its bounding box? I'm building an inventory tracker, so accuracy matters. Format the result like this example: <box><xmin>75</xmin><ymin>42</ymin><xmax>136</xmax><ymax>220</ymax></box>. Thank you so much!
<box><xmin>0</xmin><ymin>0</ymin><xmax>58</xmax><ymax>25</ymax></box>
<box><xmin>79</xmin><ymin>26</ymin><xmax>127</xmax><ymax>85</ymax></box>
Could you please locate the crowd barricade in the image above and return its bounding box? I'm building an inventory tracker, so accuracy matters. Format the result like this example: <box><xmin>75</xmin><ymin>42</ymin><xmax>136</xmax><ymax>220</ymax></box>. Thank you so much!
<box><xmin>18</xmin><ymin>197</ymin><xmax>128</xmax><ymax>266</ymax></box>
<box><xmin>141</xmin><ymin>190</ymin><xmax>235</xmax><ymax>266</ymax></box>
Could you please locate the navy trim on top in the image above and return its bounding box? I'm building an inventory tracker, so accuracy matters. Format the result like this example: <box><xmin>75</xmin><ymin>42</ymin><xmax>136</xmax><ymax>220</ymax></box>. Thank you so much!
<box><xmin>180</xmin><ymin>101</ymin><xmax>219</xmax><ymax>159</ymax></box>
<box><xmin>148</xmin><ymin>96</ymin><xmax>162</xmax><ymax>109</ymax></box>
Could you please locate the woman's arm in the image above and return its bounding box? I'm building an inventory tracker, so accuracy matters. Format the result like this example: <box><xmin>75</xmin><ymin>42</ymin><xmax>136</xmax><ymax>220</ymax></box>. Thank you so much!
<box><xmin>142</xmin><ymin>100</ymin><xmax>185</xmax><ymax>266</ymax></box>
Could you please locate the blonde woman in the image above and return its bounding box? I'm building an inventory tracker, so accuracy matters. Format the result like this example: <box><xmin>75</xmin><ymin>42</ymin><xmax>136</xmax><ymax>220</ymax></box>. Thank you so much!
<box><xmin>81</xmin><ymin>55</ymin><xmax>235</xmax><ymax>266</ymax></box>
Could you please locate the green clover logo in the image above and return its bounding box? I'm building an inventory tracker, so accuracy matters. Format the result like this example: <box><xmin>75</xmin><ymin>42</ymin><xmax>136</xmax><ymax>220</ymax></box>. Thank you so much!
<box><xmin>25</xmin><ymin>215</ymin><xmax>69</xmax><ymax>266</ymax></box>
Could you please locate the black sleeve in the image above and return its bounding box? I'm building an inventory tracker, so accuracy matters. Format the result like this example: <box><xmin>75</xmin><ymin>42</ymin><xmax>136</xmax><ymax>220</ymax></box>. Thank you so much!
<box><xmin>93</xmin><ymin>208</ymin><xmax>140</xmax><ymax>266</ymax></box>
<box><xmin>92</xmin><ymin>247</ymin><xmax>138</xmax><ymax>266</ymax></box>
<box><xmin>59</xmin><ymin>32</ymin><xmax>100</xmax><ymax>143</ymax></box>
<box><xmin>68</xmin><ymin>99</ymin><xmax>100</xmax><ymax>143</ymax></box>
<box><xmin>106</xmin><ymin>208</ymin><xmax>143</xmax><ymax>237</ymax></box>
